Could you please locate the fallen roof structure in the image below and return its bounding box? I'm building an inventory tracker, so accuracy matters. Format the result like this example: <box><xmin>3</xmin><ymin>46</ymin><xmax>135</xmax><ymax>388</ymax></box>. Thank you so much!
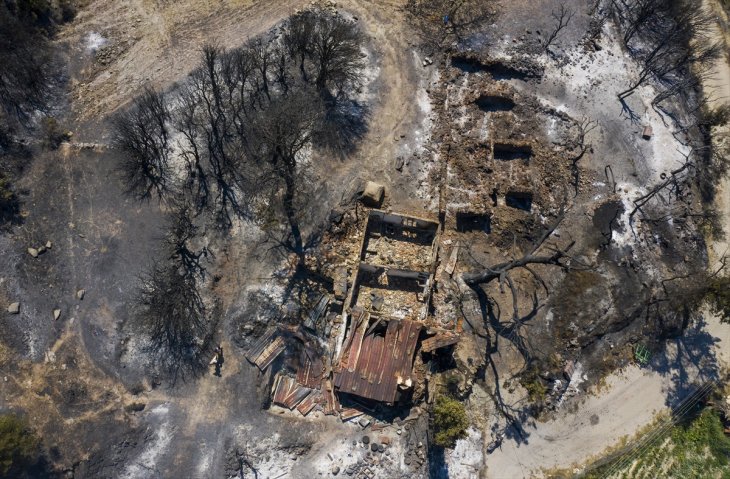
<box><xmin>333</xmin><ymin>210</ymin><xmax>441</xmax><ymax>404</ymax></box>
<box><xmin>246</xmin><ymin>328</ymin><xmax>286</xmax><ymax>371</ymax></box>
<box><xmin>334</xmin><ymin>311</ymin><xmax>422</xmax><ymax>403</ymax></box>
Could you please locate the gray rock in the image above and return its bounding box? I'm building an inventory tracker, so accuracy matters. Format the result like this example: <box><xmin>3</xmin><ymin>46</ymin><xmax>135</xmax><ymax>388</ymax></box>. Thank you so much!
<box><xmin>27</xmin><ymin>248</ymin><xmax>39</xmax><ymax>258</ymax></box>
<box><xmin>46</xmin><ymin>241</ymin><xmax>52</xmax><ymax>249</ymax></box>
<box><xmin>53</xmin><ymin>309</ymin><xmax>61</xmax><ymax>321</ymax></box>
<box><xmin>362</xmin><ymin>435</ymin><xmax>370</xmax><ymax>445</ymax></box>
<box><xmin>76</xmin><ymin>289</ymin><xmax>85</xmax><ymax>300</ymax></box>
<box><xmin>332</xmin><ymin>465</ymin><xmax>340</xmax><ymax>475</ymax></box>
<box><xmin>7</xmin><ymin>303</ymin><xmax>20</xmax><ymax>314</ymax></box>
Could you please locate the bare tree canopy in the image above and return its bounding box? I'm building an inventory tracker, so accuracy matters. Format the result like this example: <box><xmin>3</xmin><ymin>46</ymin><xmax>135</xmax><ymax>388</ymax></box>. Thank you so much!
<box><xmin>136</xmin><ymin>262</ymin><xmax>215</xmax><ymax>382</ymax></box>
<box><xmin>543</xmin><ymin>4</ymin><xmax>575</xmax><ymax>51</ymax></box>
<box><xmin>115</xmin><ymin>8</ymin><xmax>369</xmax><ymax>260</ymax></box>
<box><xmin>113</xmin><ymin>87</ymin><xmax>172</xmax><ymax>201</ymax></box>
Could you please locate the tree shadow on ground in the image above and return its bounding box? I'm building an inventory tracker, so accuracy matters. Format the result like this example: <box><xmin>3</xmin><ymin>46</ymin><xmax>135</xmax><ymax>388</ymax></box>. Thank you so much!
<box><xmin>474</xmin><ymin>286</ymin><xmax>536</xmax><ymax>446</ymax></box>
<box><xmin>647</xmin><ymin>316</ymin><xmax>722</xmax><ymax>410</ymax></box>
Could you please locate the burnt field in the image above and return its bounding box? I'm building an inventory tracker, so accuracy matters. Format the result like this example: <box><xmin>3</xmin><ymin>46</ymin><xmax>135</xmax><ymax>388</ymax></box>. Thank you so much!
<box><xmin>2</xmin><ymin>0</ymin><xmax>730</xmax><ymax>478</ymax></box>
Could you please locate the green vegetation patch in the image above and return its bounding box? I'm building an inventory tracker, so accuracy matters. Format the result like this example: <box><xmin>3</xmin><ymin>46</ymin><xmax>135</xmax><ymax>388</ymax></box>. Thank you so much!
<box><xmin>432</xmin><ymin>395</ymin><xmax>469</xmax><ymax>448</ymax></box>
<box><xmin>586</xmin><ymin>408</ymin><xmax>730</xmax><ymax>479</ymax></box>
<box><xmin>0</xmin><ymin>414</ymin><xmax>40</xmax><ymax>476</ymax></box>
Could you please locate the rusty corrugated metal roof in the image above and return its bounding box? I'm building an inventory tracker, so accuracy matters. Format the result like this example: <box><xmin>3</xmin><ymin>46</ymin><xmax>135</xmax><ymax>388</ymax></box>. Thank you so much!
<box><xmin>272</xmin><ymin>375</ymin><xmax>312</xmax><ymax>410</ymax></box>
<box><xmin>296</xmin><ymin>347</ymin><xmax>324</xmax><ymax>390</ymax></box>
<box><xmin>246</xmin><ymin>329</ymin><xmax>286</xmax><ymax>371</ymax></box>
<box><xmin>333</xmin><ymin>318</ymin><xmax>422</xmax><ymax>403</ymax></box>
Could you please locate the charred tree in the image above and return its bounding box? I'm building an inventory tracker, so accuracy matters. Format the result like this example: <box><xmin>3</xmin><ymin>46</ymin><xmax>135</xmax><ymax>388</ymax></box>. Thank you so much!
<box><xmin>543</xmin><ymin>4</ymin><xmax>575</xmax><ymax>52</ymax></box>
<box><xmin>113</xmin><ymin>87</ymin><xmax>172</xmax><ymax>201</ymax></box>
<box><xmin>136</xmin><ymin>262</ymin><xmax>215</xmax><ymax>382</ymax></box>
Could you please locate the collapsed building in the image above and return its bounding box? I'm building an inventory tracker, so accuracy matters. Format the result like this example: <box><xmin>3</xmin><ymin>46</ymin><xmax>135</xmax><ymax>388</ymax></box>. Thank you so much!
<box><xmin>246</xmin><ymin>209</ymin><xmax>461</xmax><ymax>418</ymax></box>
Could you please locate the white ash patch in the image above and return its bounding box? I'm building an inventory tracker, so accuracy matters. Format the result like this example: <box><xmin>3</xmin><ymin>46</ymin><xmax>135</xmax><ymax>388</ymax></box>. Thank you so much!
<box><xmin>444</xmin><ymin>427</ymin><xmax>484</xmax><ymax>478</ymax></box>
<box><xmin>121</xmin><ymin>405</ymin><xmax>173</xmax><ymax>479</ymax></box>
<box><xmin>354</xmin><ymin>46</ymin><xmax>381</xmax><ymax>105</ymax></box>
<box><xmin>85</xmin><ymin>32</ymin><xmax>108</xmax><ymax>52</ymax></box>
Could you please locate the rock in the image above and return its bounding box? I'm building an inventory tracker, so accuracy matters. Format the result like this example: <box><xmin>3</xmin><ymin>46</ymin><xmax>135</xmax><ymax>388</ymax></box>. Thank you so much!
<box><xmin>360</xmin><ymin>181</ymin><xmax>385</xmax><ymax>207</ymax></box>
<box><xmin>332</xmin><ymin>465</ymin><xmax>340</xmax><ymax>475</ymax></box>
<box><xmin>46</xmin><ymin>241</ymin><xmax>52</xmax><ymax>249</ymax></box>
<box><xmin>76</xmin><ymin>289</ymin><xmax>85</xmax><ymax>300</ymax></box>
<box><xmin>370</xmin><ymin>443</ymin><xmax>378</xmax><ymax>452</ymax></box>
<box><xmin>377</xmin><ymin>444</ymin><xmax>385</xmax><ymax>453</ymax></box>
<box><xmin>358</xmin><ymin>417</ymin><xmax>371</xmax><ymax>428</ymax></box>
<box><xmin>7</xmin><ymin>303</ymin><xmax>20</xmax><ymax>314</ymax></box>
<box><xmin>53</xmin><ymin>309</ymin><xmax>61</xmax><ymax>321</ymax></box>
<box><xmin>379</xmin><ymin>436</ymin><xmax>391</xmax><ymax>445</ymax></box>
<box><xmin>28</xmin><ymin>248</ymin><xmax>39</xmax><ymax>258</ymax></box>
<box><xmin>124</xmin><ymin>402</ymin><xmax>146</xmax><ymax>412</ymax></box>
<box><xmin>396</xmin><ymin>429</ymin><xmax>402</xmax><ymax>435</ymax></box>
<box><xmin>362</xmin><ymin>435</ymin><xmax>370</xmax><ymax>445</ymax></box>
<box><xmin>37</xmin><ymin>246</ymin><xmax>46</xmax><ymax>255</ymax></box>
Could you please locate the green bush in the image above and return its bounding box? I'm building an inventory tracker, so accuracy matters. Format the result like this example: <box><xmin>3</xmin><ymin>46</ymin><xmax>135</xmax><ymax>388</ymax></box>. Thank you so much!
<box><xmin>432</xmin><ymin>395</ymin><xmax>469</xmax><ymax>448</ymax></box>
<box><xmin>0</xmin><ymin>415</ymin><xmax>40</xmax><ymax>476</ymax></box>
<box><xmin>705</xmin><ymin>276</ymin><xmax>730</xmax><ymax>324</ymax></box>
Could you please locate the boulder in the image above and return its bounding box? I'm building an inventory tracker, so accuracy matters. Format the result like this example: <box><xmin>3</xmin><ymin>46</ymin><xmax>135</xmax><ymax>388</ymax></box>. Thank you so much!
<box><xmin>360</xmin><ymin>182</ymin><xmax>384</xmax><ymax>207</ymax></box>
<box><xmin>7</xmin><ymin>303</ymin><xmax>20</xmax><ymax>314</ymax></box>
<box><xmin>28</xmin><ymin>248</ymin><xmax>39</xmax><ymax>258</ymax></box>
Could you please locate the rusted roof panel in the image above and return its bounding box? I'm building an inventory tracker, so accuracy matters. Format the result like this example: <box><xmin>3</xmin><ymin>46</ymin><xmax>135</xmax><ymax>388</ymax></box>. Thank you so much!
<box><xmin>246</xmin><ymin>329</ymin><xmax>286</xmax><ymax>371</ymax></box>
<box><xmin>340</xmin><ymin>407</ymin><xmax>364</xmax><ymax>421</ymax></box>
<box><xmin>296</xmin><ymin>347</ymin><xmax>324</xmax><ymax>390</ymax></box>
<box><xmin>296</xmin><ymin>390</ymin><xmax>321</xmax><ymax>416</ymax></box>
<box><xmin>421</xmin><ymin>333</ymin><xmax>460</xmax><ymax>353</ymax></box>
<box><xmin>334</xmin><ymin>318</ymin><xmax>422</xmax><ymax>403</ymax></box>
<box><xmin>323</xmin><ymin>380</ymin><xmax>341</xmax><ymax>415</ymax></box>
<box><xmin>272</xmin><ymin>375</ymin><xmax>312</xmax><ymax>410</ymax></box>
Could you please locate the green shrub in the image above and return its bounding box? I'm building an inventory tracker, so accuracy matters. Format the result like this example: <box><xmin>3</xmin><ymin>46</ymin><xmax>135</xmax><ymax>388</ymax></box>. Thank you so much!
<box><xmin>705</xmin><ymin>276</ymin><xmax>730</xmax><ymax>324</ymax></box>
<box><xmin>432</xmin><ymin>395</ymin><xmax>469</xmax><ymax>448</ymax></box>
<box><xmin>0</xmin><ymin>415</ymin><xmax>40</xmax><ymax>476</ymax></box>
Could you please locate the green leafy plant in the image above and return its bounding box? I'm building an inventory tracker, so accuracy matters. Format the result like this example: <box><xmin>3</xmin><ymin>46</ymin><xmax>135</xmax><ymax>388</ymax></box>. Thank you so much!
<box><xmin>705</xmin><ymin>276</ymin><xmax>730</xmax><ymax>324</ymax></box>
<box><xmin>432</xmin><ymin>395</ymin><xmax>469</xmax><ymax>448</ymax></box>
<box><xmin>0</xmin><ymin>414</ymin><xmax>40</xmax><ymax>476</ymax></box>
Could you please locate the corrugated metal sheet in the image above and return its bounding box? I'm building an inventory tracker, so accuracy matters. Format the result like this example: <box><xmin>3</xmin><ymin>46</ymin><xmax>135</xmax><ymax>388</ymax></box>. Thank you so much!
<box><xmin>339</xmin><ymin>407</ymin><xmax>364</xmax><ymax>421</ymax></box>
<box><xmin>246</xmin><ymin>329</ymin><xmax>286</xmax><ymax>371</ymax></box>
<box><xmin>323</xmin><ymin>380</ymin><xmax>341</xmax><ymax>415</ymax></box>
<box><xmin>296</xmin><ymin>347</ymin><xmax>324</xmax><ymax>390</ymax></box>
<box><xmin>421</xmin><ymin>333</ymin><xmax>459</xmax><ymax>353</ymax></box>
<box><xmin>296</xmin><ymin>390</ymin><xmax>321</xmax><ymax>416</ymax></box>
<box><xmin>333</xmin><ymin>318</ymin><xmax>422</xmax><ymax>403</ymax></box>
<box><xmin>272</xmin><ymin>375</ymin><xmax>312</xmax><ymax>410</ymax></box>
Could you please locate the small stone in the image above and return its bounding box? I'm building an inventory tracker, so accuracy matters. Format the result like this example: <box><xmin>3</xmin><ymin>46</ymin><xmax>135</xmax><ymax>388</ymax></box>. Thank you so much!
<box><xmin>46</xmin><ymin>241</ymin><xmax>52</xmax><ymax>249</ymax></box>
<box><xmin>332</xmin><ymin>465</ymin><xmax>340</xmax><ymax>475</ymax></box>
<box><xmin>37</xmin><ymin>246</ymin><xmax>46</xmax><ymax>255</ymax></box>
<box><xmin>7</xmin><ymin>303</ymin><xmax>20</xmax><ymax>314</ymax></box>
<box><xmin>53</xmin><ymin>309</ymin><xmax>61</xmax><ymax>321</ymax></box>
<box><xmin>396</xmin><ymin>429</ymin><xmax>402</xmax><ymax>435</ymax></box>
<box><xmin>28</xmin><ymin>248</ymin><xmax>39</xmax><ymax>258</ymax></box>
<box><xmin>76</xmin><ymin>289</ymin><xmax>85</xmax><ymax>300</ymax></box>
<box><xmin>362</xmin><ymin>435</ymin><xmax>370</xmax><ymax>445</ymax></box>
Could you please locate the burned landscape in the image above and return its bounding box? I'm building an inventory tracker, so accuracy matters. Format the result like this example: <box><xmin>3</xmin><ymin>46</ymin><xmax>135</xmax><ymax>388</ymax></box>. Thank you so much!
<box><xmin>3</xmin><ymin>0</ymin><xmax>730</xmax><ymax>478</ymax></box>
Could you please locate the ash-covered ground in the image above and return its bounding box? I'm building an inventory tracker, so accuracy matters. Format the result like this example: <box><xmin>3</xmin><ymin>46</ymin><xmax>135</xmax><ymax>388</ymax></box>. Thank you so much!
<box><xmin>2</xmin><ymin>0</ymin><xmax>730</xmax><ymax>478</ymax></box>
